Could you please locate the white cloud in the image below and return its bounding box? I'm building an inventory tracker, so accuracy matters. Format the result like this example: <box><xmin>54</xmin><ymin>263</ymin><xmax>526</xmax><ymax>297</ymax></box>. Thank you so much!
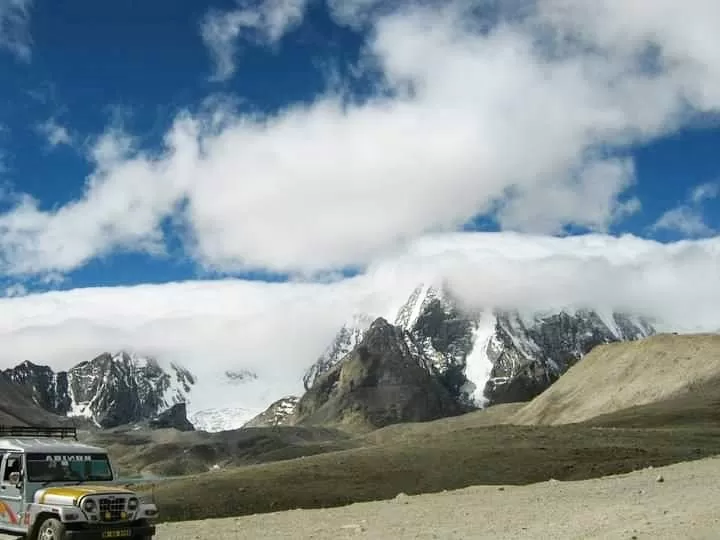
<box><xmin>1</xmin><ymin>232</ymin><xmax>720</xmax><ymax>416</ymax></box>
<box><xmin>2</xmin><ymin>0</ymin><xmax>720</xmax><ymax>277</ymax></box>
<box><xmin>37</xmin><ymin>118</ymin><xmax>72</xmax><ymax>148</ymax></box>
<box><xmin>0</xmin><ymin>0</ymin><xmax>32</xmax><ymax>61</ymax></box>
<box><xmin>691</xmin><ymin>182</ymin><xmax>720</xmax><ymax>204</ymax></box>
<box><xmin>652</xmin><ymin>181</ymin><xmax>718</xmax><ymax>237</ymax></box>
<box><xmin>652</xmin><ymin>207</ymin><xmax>714</xmax><ymax>237</ymax></box>
<box><xmin>201</xmin><ymin>0</ymin><xmax>309</xmax><ymax>81</ymax></box>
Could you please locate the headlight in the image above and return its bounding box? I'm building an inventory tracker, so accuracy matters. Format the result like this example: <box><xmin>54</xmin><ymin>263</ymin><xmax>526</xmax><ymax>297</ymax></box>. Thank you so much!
<box><xmin>127</xmin><ymin>497</ymin><xmax>139</xmax><ymax>510</ymax></box>
<box><xmin>82</xmin><ymin>499</ymin><xmax>96</xmax><ymax>513</ymax></box>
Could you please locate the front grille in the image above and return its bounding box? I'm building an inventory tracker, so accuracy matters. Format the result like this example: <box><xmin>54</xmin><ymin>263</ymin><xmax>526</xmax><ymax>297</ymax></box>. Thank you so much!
<box><xmin>98</xmin><ymin>496</ymin><xmax>127</xmax><ymax>522</ymax></box>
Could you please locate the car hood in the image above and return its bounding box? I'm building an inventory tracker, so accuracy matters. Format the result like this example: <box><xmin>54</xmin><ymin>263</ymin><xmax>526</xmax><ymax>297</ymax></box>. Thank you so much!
<box><xmin>35</xmin><ymin>485</ymin><xmax>135</xmax><ymax>505</ymax></box>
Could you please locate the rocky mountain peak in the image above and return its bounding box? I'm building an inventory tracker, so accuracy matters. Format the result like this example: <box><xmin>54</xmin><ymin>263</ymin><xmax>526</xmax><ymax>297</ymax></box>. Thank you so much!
<box><xmin>292</xmin><ymin>316</ymin><xmax>461</xmax><ymax>430</ymax></box>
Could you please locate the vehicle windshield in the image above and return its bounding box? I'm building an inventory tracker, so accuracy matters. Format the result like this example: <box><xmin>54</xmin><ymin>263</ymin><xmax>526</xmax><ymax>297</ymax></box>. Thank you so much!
<box><xmin>25</xmin><ymin>452</ymin><xmax>114</xmax><ymax>483</ymax></box>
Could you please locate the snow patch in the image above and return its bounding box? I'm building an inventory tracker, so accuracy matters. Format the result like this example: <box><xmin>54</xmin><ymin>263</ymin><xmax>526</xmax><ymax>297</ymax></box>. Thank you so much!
<box><xmin>190</xmin><ymin>407</ymin><xmax>263</xmax><ymax>432</ymax></box>
<box><xmin>462</xmin><ymin>311</ymin><xmax>498</xmax><ymax>407</ymax></box>
<box><xmin>394</xmin><ymin>283</ymin><xmax>433</xmax><ymax>329</ymax></box>
<box><xmin>595</xmin><ymin>309</ymin><xmax>622</xmax><ymax>338</ymax></box>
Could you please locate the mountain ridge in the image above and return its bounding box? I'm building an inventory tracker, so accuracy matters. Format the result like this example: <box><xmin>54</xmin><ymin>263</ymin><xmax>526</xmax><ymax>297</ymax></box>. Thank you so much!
<box><xmin>3</xmin><ymin>351</ymin><xmax>195</xmax><ymax>428</ymax></box>
<box><xmin>2</xmin><ymin>281</ymin><xmax>656</xmax><ymax>433</ymax></box>
<box><xmin>303</xmin><ymin>284</ymin><xmax>655</xmax><ymax>405</ymax></box>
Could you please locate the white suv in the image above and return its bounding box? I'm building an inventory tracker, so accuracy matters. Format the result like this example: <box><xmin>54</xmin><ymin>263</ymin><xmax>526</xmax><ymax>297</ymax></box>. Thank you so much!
<box><xmin>0</xmin><ymin>425</ymin><xmax>158</xmax><ymax>539</ymax></box>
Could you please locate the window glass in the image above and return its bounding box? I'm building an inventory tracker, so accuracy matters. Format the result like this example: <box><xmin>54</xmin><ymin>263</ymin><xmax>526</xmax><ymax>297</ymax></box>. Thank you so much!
<box><xmin>25</xmin><ymin>453</ymin><xmax>113</xmax><ymax>483</ymax></box>
<box><xmin>1</xmin><ymin>454</ymin><xmax>22</xmax><ymax>483</ymax></box>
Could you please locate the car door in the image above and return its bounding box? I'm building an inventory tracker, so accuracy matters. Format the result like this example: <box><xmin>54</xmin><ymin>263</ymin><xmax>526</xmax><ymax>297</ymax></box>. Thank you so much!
<box><xmin>0</xmin><ymin>452</ymin><xmax>24</xmax><ymax>531</ymax></box>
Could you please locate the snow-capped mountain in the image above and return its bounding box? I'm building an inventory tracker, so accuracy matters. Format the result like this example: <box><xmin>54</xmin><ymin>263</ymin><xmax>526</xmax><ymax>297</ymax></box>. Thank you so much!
<box><xmin>3</xmin><ymin>352</ymin><xmax>195</xmax><ymax>428</ymax></box>
<box><xmin>2</xmin><ymin>281</ymin><xmax>657</xmax><ymax>433</ymax></box>
<box><xmin>303</xmin><ymin>283</ymin><xmax>656</xmax><ymax>408</ymax></box>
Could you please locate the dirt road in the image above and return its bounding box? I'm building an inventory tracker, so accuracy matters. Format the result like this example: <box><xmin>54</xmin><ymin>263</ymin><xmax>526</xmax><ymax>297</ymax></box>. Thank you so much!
<box><xmin>155</xmin><ymin>455</ymin><xmax>720</xmax><ymax>539</ymax></box>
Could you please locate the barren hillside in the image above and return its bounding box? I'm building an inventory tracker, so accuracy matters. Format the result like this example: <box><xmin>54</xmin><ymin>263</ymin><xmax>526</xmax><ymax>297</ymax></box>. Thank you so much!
<box><xmin>510</xmin><ymin>333</ymin><xmax>720</xmax><ymax>425</ymax></box>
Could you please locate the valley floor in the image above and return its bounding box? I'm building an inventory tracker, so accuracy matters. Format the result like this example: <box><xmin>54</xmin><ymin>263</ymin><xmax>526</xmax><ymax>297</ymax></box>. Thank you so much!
<box><xmin>156</xmin><ymin>455</ymin><xmax>720</xmax><ymax>539</ymax></box>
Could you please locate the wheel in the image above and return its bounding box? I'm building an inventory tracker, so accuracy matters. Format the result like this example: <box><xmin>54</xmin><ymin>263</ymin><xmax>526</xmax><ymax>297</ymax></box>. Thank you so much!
<box><xmin>35</xmin><ymin>518</ymin><xmax>65</xmax><ymax>540</ymax></box>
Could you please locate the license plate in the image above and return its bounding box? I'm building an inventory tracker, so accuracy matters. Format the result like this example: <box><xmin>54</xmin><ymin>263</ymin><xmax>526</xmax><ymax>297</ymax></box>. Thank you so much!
<box><xmin>101</xmin><ymin>530</ymin><xmax>132</xmax><ymax>538</ymax></box>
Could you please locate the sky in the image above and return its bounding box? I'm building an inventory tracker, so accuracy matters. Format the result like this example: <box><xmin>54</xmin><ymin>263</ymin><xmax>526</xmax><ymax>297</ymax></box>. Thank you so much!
<box><xmin>1</xmin><ymin>0</ymin><xmax>720</xmax><ymax>415</ymax></box>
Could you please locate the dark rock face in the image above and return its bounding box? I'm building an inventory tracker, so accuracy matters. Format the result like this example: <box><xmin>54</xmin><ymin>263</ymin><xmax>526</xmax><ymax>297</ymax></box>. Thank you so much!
<box><xmin>4</xmin><ymin>352</ymin><xmax>195</xmax><ymax>428</ymax></box>
<box><xmin>149</xmin><ymin>403</ymin><xmax>195</xmax><ymax>431</ymax></box>
<box><xmin>293</xmin><ymin>318</ymin><xmax>462</xmax><ymax>430</ymax></box>
<box><xmin>3</xmin><ymin>361</ymin><xmax>72</xmax><ymax>414</ymax></box>
<box><xmin>410</xmin><ymin>298</ymin><xmax>476</xmax><ymax>371</ymax></box>
<box><xmin>405</xmin><ymin>297</ymin><xmax>478</xmax><ymax>407</ymax></box>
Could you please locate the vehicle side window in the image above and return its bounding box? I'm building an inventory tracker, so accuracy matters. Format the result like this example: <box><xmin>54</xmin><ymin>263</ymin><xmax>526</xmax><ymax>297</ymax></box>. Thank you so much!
<box><xmin>1</xmin><ymin>453</ymin><xmax>22</xmax><ymax>483</ymax></box>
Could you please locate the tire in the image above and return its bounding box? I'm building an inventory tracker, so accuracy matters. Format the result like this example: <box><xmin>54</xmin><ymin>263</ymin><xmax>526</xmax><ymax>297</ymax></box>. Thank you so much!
<box><xmin>133</xmin><ymin>518</ymin><xmax>153</xmax><ymax>539</ymax></box>
<box><xmin>35</xmin><ymin>518</ymin><xmax>65</xmax><ymax>540</ymax></box>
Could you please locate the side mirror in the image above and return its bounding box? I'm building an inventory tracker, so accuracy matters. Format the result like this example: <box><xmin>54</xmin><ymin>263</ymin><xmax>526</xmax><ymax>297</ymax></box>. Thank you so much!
<box><xmin>9</xmin><ymin>472</ymin><xmax>21</xmax><ymax>485</ymax></box>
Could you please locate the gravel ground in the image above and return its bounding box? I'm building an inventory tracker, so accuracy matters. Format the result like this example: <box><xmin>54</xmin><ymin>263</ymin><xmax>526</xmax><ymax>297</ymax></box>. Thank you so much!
<box><xmin>155</xmin><ymin>455</ymin><xmax>720</xmax><ymax>539</ymax></box>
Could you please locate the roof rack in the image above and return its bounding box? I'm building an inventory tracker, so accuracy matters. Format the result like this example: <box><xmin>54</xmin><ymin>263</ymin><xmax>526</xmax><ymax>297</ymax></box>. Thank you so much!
<box><xmin>0</xmin><ymin>425</ymin><xmax>78</xmax><ymax>440</ymax></box>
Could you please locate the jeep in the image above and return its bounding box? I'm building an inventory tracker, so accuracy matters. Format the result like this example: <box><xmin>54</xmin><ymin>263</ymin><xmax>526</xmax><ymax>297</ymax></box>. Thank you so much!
<box><xmin>0</xmin><ymin>425</ymin><xmax>158</xmax><ymax>539</ymax></box>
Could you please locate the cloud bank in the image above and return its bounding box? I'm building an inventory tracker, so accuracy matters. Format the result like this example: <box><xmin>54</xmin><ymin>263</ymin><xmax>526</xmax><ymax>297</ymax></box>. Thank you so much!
<box><xmin>1</xmin><ymin>0</ymin><xmax>720</xmax><ymax>278</ymax></box>
<box><xmin>1</xmin><ymin>232</ymin><xmax>720</xmax><ymax>414</ymax></box>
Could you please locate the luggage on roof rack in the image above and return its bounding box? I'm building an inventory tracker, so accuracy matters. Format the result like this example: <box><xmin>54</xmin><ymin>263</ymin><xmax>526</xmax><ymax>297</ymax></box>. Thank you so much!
<box><xmin>0</xmin><ymin>425</ymin><xmax>78</xmax><ymax>440</ymax></box>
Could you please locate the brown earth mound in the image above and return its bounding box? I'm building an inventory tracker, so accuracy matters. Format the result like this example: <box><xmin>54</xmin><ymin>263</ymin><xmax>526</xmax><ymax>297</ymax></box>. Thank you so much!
<box><xmin>510</xmin><ymin>333</ymin><xmax>720</xmax><ymax>425</ymax></box>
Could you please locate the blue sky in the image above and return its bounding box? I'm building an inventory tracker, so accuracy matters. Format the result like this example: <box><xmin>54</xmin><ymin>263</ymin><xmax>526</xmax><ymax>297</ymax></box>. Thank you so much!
<box><xmin>0</xmin><ymin>0</ymin><xmax>719</xmax><ymax>295</ymax></box>
<box><xmin>2</xmin><ymin>0</ymin><xmax>720</xmax><ymax>413</ymax></box>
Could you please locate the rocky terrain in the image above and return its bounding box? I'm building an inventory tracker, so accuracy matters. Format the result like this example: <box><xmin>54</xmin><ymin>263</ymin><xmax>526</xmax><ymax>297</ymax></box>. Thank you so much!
<box><xmin>242</xmin><ymin>397</ymin><xmax>299</xmax><ymax>428</ymax></box>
